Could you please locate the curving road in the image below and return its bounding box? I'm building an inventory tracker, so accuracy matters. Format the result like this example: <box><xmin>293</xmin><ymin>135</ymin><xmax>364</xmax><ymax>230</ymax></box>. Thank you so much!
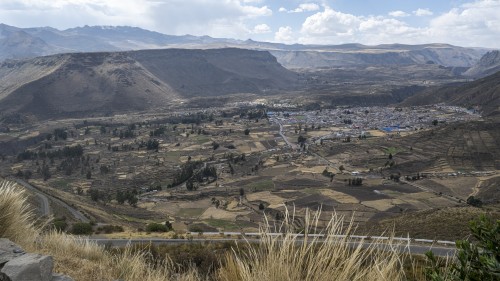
<box><xmin>13</xmin><ymin>178</ymin><xmax>51</xmax><ymax>216</ymax></box>
<box><xmin>12</xmin><ymin>178</ymin><xmax>90</xmax><ymax>223</ymax></box>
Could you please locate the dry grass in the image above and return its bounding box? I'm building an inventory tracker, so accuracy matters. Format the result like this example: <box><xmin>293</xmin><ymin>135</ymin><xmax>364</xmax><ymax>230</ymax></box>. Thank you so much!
<box><xmin>0</xmin><ymin>180</ymin><xmax>39</xmax><ymax>245</ymax></box>
<box><xmin>0</xmin><ymin>180</ymin><xmax>200</xmax><ymax>281</ymax></box>
<box><xmin>219</xmin><ymin>208</ymin><xmax>408</xmax><ymax>281</ymax></box>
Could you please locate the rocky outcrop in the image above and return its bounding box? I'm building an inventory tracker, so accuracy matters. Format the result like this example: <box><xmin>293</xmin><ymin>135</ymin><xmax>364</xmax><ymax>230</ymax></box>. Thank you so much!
<box><xmin>464</xmin><ymin>50</ymin><xmax>500</xmax><ymax>78</ymax></box>
<box><xmin>0</xmin><ymin>239</ymin><xmax>73</xmax><ymax>281</ymax></box>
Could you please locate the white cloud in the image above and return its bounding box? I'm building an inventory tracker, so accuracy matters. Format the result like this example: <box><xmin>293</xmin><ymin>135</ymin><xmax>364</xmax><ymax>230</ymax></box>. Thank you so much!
<box><xmin>388</xmin><ymin>10</ymin><xmax>409</xmax><ymax>17</ymax></box>
<box><xmin>278</xmin><ymin>7</ymin><xmax>287</xmax><ymax>12</ymax></box>
<box><xmin>274</xmin><ymin>26</ymin><xmax>294</xmax><ymax>43</ymax></box>
<box><xmin>0</xmin><ymin>0</ymin><xmax>272</xmax><ymax>39</ymax></box>
<box><xmin>413</xmin><ymin>8</ymin><xmax>433</xmax><ymax>16</ymax></box>
<box><xmin>252</xmin><ymin>23</ymin><xmax>271</xmax><ymax>34</ymax></box>
<box><xmin>297</xmin><ymin>1</ymin><xmax>500</xmax><ymax>48</ymax></box>
<box><xmin>289</xmin><ymin>3</ymin><xmax>320</xmax><ymax>13</ymax></box>
<box><xmin>301</xmin><ymin>7</ymin><xmax>360</xmax><ymax>36</ymax></box>
<box><xmin>299</xmin><ymin>6</ymin><xmax>422</xmax><ymax>44</ymax></box>
<box><xmin>426</xmin><ymin>0</ymin><xmax>500</xmax><ymax>47</ymax></box>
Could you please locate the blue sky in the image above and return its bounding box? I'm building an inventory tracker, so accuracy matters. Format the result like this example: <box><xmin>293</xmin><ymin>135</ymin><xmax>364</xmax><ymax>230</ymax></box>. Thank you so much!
<box><xmin>0</xmin><ymin>0</ymin><xmax>499</xmax><ymax>48</ymax></box>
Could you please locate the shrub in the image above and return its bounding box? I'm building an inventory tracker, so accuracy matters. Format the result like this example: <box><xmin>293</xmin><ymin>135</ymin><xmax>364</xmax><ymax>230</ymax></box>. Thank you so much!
<box><xmin>71</xmin><ymin>222</ymin><xmax>93</xmax><ymax>235</ymax></box>
<box><xmin>425</xmin><ymin>214</ymin><xmax>500</xmax><ymax>280</ymax></box>
<box><xmin>53</xmin><ymin>219</ymin><xmax>68</xmax><ymax>232</ymax></box>
<box><xmin>146</xmin><ymin>222</ymin><xmax>171</xmax><ymax>233</ymax></box>
<box><xmin>97</xmin><ymin>225</ymin><xmax>124</xmax><ymax>234</ymax></box>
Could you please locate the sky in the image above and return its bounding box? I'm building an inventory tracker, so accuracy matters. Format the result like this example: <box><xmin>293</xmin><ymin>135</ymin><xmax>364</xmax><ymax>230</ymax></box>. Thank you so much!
<box><xmin>0</xmin><ymin>0</ymin><xmax>499</xmax><ymax>48</ymax></box>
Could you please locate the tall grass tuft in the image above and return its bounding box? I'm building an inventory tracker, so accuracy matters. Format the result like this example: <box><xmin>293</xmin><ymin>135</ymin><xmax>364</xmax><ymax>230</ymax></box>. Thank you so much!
<box><xmin>0</xmin><ymin>180</ymin><xmax>39</xmax><ymax>245</ymax></box>
<box><xmin>0</xmin><ymin>179</ymin><xmax>201</xmax><ymax>281</ymax></box>
<box><xmin>219</xmin><ymin>208</ymin><xmax>408</xmax><ymax>281</ymax></box>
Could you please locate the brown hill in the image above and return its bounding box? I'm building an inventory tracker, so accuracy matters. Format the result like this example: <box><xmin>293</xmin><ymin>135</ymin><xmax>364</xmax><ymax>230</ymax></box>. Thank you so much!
<box><xmin>0</xmin><ymin>48</ymin><xmax>298</xmax><ymax>119</ymax></box>
<box><xmin>403</xmin><ymin>71</ymin><xmax>500</xmax><ymax>116</ymax></box>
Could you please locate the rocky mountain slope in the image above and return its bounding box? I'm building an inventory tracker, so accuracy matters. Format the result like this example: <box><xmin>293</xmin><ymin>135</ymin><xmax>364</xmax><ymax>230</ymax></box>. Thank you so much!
<box><xmin>463</xmin><ymin>50</ymin><xmax>500</xmax><ymax>78</ymax></box>
<box><xmin>0</xmin><ymin>48</ymin><xmax>297</xmax><ymax>119</ymax></box>
<box><xmin>270</xmin><ymin>44</ymin><xmax>485</xmax><ymax>68</ymax></box>
<box><xmin>0</xmin><ymin>24</ymin><xmax>489</xmax><ymax>69</ymax></box>
<box><xmin>403</xmin><ymin>70</ymin><xmax>500</xmax><ymax>116</ymax></box>
<box><xmin>0</xmin><ymin>24</ymin><xmax>56</xmax><ymax>61</ymax></box>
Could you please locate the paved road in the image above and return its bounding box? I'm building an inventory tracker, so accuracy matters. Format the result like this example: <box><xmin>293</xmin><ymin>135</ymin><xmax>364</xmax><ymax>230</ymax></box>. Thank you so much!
<box><xmin>12</xmin><ymin>178</ymin><xmax>51</xmax><ymax>216</ymax></box>
<box><xmin>90</xmin><ymin>237</ymin><xmax>456</xmax><ymax>257</ymax></box>
<box><xmin>12</xmin><ymin>178</ymin><xmax>90</xmax><ymax>223</ymax></box>
<box><xmin>275</xmin><ymin>120</ymin><xmax>295</xmax><ymax>149</ymax></box>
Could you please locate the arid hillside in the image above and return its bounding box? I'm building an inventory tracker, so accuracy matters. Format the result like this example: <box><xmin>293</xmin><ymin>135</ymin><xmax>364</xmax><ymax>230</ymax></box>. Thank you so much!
<box><xmin>0</xmin><ymin>48</ymin><xmax>298</xmax><ymax>119</ymax></box>
<box><xmin>403</xmin><ymin>70</ymin><xmax>500</xmax><ymax>116</ymax></box>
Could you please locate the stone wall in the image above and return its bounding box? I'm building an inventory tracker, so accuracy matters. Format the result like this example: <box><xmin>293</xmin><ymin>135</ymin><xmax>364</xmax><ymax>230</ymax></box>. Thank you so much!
<box><xmin>0</xmin><ymin>239</ymin><xmax>73</xmax><ymax>281</ymax></box>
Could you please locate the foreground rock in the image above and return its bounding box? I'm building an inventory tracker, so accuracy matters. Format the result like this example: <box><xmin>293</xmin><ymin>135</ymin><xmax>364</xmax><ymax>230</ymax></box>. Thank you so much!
<box><xmin>0</xmin><ymin>239</ymin><xmax>73</xmax><ymax>281</ymax></box>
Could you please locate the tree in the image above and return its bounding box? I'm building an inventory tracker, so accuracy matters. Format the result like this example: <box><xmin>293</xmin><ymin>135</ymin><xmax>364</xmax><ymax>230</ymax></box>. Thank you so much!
<box><xmin>212</xmin><ymin>142</ymin><xmax>220</xmax><ymax>150</ymax></box>
<box><xmin>116</xmin><ymin>191</ymin><xmax>126</xmax><ymax>205</ymax></box>
<box><xmin>388</xmin><ymin>153</ymin><xmax>393</xmax><ymax>160</ymax></box>
<box><xmin>467</xmin><ymin>196</ymin><xmax>483</xmax><ymax>207</ymax></box>
<box><xmin>239</xmin><ymin>188</ymin><xmax>245</xmax><ymax>205</ymax></box>
<box><xmin>126</xmin><ymin>192</ymin><xmax>138</xmax><ymax>207</ymax></box>
<box><xmin>89</xmin><ymin>189</ymin><xmax>100</xmax><ymax>202</ymax></box>
<box><xmin>86</xmin><ymin>170</ymin><xmax>92</xmax><ymax>179</ymax></box>
<box><xmin>432</xmin><ymin>119</ymin><xmax>439</xmax><ymax>126</ymax></box>
<box><xmin>244</xmin><ymin>128</ymin><xmax>250</xmax><ymax>135</ymax></box>
<box><xmin>259</xmin><ymin>203</ymin><xmax>265</xmax><ymax>210</ymax></box>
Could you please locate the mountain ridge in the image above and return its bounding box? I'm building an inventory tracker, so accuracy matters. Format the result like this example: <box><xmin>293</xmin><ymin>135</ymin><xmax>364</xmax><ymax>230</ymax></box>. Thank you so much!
<box><xmin>0</xmin><ymin>48</ymin><xmax>297</xmax><ymax>119</ymax></box>
<box><xmin>0</xmin><ymin>23</ymin><xmax>491</xmax><ymax>69</ymax></box>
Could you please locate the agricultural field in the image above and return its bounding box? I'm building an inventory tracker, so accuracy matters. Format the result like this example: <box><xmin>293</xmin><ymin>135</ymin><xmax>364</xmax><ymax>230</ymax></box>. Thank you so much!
<box><xmin>0</xmin><ymin>105</ymin><xmax>498</xmax><ymax>239</ymax></box>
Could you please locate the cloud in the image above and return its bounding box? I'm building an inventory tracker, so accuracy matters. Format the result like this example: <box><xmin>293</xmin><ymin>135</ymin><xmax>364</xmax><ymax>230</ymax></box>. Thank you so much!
<box><xmin>289</xmin><ymin>3</ymin><xmax>320</xmax><ymax>13</ymax></box>
<box><xmin>301</xmin><ymin>7</ymin><xmax>360</xmax><ymax>36</ymax></box>
<box><xmin>278</xmin><ymin>7</ymin><xmax>287</xmax><ymax>12</ymax></box>
<box><xmin>0</xmin><ymin>0</ymin><xmax>272</xmax><ymax>39</ymax></box>
<box><xmin>274</xmin><ymin>26</ymin><xmax>294</xmax><ymax>43</ymax></box>
<box><xmin>413</xmin><ymin>8</ymin><xmax>433</xmax><ymax>16</ymax></box>
<box><xmin>388</xmin><ymin>10</ymin><xmax>409</xmax><ymax>17</ymax></box>
<box><xmin>299</xmin><ymin>6</ymin><xmax>422</xmax><ymax>44</ymax></box>
<box><xmin>297</xmin><ymin>1</ymin><xmax>500</xmax><ymax>48</ymax></box>
<box><xmin>252</xmin><ymin>23</ymin><xmax>271</xmax><ymax>34</ymax></box>
<box><xmin>427</xmin><ymin>0</ymin><xmax>500</xmax><ymax>47</ymax></box>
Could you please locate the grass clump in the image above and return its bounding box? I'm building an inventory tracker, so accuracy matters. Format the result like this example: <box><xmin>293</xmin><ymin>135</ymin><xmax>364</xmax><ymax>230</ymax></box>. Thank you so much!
<box><xmin>0</xmin><ymin>180</ymin><xmax>39</xmax><ymax>245</ymax></box>
<box><xmin>0</xmin><ymin>180</ymin><xmax>197</xmax><ymax>281</ymax></box>
<box><xmin>219</xmin><ymin>208</ymin><xmax>407</xmax><ymax>281</ymax></box>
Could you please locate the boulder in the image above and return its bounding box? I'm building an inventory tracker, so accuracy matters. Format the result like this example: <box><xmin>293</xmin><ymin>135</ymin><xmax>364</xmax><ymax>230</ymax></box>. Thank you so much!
<box><xmin>0</xmin><ymin>239</ymin><xmax>73</xmax><ymax>281</ymax></box>
<box><xmin>1</xmin><ymin>253</ymin><xmax>53</xmax><ymax>281</ymax></box>
<box><xmin>0</xmin><ymin>239</ymin><xmax>25</xmax><ymax>265</ymax></box>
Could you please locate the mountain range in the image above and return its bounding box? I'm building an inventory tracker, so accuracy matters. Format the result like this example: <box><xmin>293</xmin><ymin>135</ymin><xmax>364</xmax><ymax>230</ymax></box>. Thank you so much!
<box><xmin>0</xmin><ymin>24</ymin><xmax>494</xmax><ymax>71</ymax></box>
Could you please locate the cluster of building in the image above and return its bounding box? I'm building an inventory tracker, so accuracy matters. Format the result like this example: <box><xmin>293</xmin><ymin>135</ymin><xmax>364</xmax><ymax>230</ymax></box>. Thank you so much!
<box><xmin>270</xmin><ymin>105</ymin><xmax>481</xmax><ymax>139</ymax></box>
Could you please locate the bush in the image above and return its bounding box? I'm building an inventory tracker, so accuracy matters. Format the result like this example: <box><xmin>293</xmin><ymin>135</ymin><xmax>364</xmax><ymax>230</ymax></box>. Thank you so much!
<box><xmin>71</xmin><ymin>222</ymin><xmax>93</xmax><ymax>235</ymax></box>
<box><xmin>96</xmin><ymin>225</ymin><xmax>124</xmax><ymax>234</ymax></box>
<box><xmin>426</xmin><ymin>214</ymin><xmax>500</xmax><ymax>280</ymax></box>
<box><xmin>146</xmin><ymin>222</ymin><xmax>171</xmax><ymax>233</ymax></box>
<box><xmin>53</xmin><ymin>219</ymin><xmax>68</xmax><ymax>232</ymax></box>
